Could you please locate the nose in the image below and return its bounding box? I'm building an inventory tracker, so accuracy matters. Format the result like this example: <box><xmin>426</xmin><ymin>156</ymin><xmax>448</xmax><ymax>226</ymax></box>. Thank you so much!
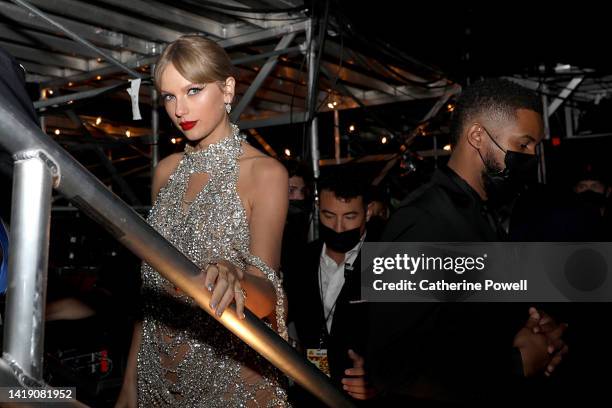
<box><xmin>174</xmin><ymin>97</ymin><xmax>188</xmax><ymax>118</ymax></box>
<box><xmin>333</xmin><ymin>218</ymin><xmax>346</xmax><ymax>233</ymax></box>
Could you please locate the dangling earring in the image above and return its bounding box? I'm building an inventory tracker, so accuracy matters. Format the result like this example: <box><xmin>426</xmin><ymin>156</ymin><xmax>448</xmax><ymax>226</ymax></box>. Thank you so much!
<box><xmin>225</xmin><ymin>102</ymin><xmax>232</xmax><ymax>114</ymax></box>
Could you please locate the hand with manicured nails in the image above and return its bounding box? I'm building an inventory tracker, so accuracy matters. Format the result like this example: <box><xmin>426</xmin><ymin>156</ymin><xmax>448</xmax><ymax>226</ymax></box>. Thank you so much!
<box><xmin>341</xmin><ymin>349</ymin><xmax>377</xmax><ymax>400</ymax></box>
<box><xmin>204</xmin><ymin>260</ymin><xmax>246</xmax><ymax>320</ymax></box>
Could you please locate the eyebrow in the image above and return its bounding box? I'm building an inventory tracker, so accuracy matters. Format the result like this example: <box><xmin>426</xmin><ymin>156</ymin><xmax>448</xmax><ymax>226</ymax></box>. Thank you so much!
<box><xmin>160</xmin><ymin>83</ymin><xmax>204</xmax><ymax>95</ymax></box>
<box><xmin>519</xmin><ymin>134</ymin><xmax>537</xmax><ymax>142</ymax></box>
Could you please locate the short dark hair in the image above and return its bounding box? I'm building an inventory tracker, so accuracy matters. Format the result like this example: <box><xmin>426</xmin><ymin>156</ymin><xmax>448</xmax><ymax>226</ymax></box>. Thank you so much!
<box><xmin>281</xmin><ymin>158</ymin><xmax>312</xmax><ymax>183</ymax></box>
<box><xmin>318</xmin><ymin>167</ymin><xmax>367</xmax><ymax>204</ymax></box>
<box><xmin>574</xmin><ymin>163</ymin><xmax>609</xmax><ymax>187</ymax></box>
<box><xmin>450</xmin><ymin>78</ymin><xmax>543</xmax><ymax>144</ymax></box>
<box><xmin>365</xmin><ymin>185</ymin><xmax>389</xmax><ymax>206</ymax></box>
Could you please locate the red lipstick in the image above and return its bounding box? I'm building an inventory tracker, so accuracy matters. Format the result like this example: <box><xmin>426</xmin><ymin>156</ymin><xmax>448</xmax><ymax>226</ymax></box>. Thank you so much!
<box><xmin>179</xmin><ymin>120</ymin><xmax>198</xmax><ymax>131</ymax></box>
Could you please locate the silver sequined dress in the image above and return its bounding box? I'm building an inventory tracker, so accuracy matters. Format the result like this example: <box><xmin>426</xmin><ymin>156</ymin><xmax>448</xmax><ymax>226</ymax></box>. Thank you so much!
<box><xmin>137</xmin><ymin>124</ymin><xmax>291</xmax><ymax>407</ymax></box>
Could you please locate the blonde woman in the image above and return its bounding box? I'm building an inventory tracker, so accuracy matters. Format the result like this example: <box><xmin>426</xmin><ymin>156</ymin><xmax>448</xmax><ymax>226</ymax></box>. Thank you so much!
<box><xmin>115</xmin><ymin>35</ymin><xmax>291</xmax><ymax>407</ymax></box>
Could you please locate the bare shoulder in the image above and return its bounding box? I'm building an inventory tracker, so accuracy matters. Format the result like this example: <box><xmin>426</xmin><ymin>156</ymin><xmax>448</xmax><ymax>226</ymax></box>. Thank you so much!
<box><xmin>241</xmin><ymin>145</ymin><xmax>287</xmax><ymax>181</ymax></box>
<box><xmin>239</xmin><ymin>144</ymin><xmax>287</xmax><ymax>189</ymax></box>
<box><xmin>152</xmin><ymin>152</ymin><xmax>184</xmax><ymax>200</ymax></box>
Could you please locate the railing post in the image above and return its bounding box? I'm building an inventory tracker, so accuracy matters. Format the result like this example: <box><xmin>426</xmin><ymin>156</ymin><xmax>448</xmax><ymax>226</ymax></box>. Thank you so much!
<box><xmin>2</xmin><ymin>150</ymin><xmax>57</xmax><ymax>380</ymax></box>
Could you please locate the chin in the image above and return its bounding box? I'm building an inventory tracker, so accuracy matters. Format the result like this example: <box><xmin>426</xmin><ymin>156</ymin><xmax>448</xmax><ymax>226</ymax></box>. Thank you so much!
<box><xmin>183</xmin><ymin>132</ymin><xmax>205</xmax><ymax>142</ymax></box>
<box><xmin>184</xmin><ymin>126</ymin><xmax>213</xmax><ymax>143</ymax></box>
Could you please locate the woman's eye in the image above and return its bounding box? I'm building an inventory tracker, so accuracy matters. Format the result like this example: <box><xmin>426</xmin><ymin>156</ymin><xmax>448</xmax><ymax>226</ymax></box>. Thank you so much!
<box><xmin>162</xmin><ymin>94</ymin><xmax>174</xmax><ymax>102</ymax></box>
<box><xmin>187</xmin><ymin>87</ymin><xmax>203</xmax><ymax>96</ymax></box>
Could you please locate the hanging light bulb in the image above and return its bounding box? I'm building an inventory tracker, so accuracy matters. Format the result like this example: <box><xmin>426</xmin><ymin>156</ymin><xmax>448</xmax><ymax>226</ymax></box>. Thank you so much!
<box><xmin>95</xmin><ymin>117</ymin><xmax>102</xmax><ymax>125</ymax></box>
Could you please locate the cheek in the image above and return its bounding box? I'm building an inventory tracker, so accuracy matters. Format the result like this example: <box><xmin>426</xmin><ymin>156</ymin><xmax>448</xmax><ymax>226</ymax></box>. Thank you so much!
<box><xmin>320</xmin><ymin>216</ymin><xmax>334</xmax><ymax>230</ymax></box>
<box><xmin>164</xmin><ymin>102</ymin><xmax>174</xmax><ymax>119</ymax></box>
<box><xmin>345</xmin><ymin>215</ymin><xmax>365</xmax><ymax>230</ymax></box>
<box><xmin>485</xmin><ymin>144</ymin><xmax>505</xmax><ymax>167</ymax></box>
<box><xmin>195</xmin><ymin>92</ymin><xmax>225</xmax><ymax>120</ymax></box>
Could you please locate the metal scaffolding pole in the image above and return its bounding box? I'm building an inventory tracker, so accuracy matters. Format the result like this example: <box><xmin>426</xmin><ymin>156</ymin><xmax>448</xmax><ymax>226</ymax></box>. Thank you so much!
<box><xmin>40</xmin><ymin>20</ymin><xmax>308</xmax><ymax>89</ymax></box>
<box><xmin>306</xmin><ymin>17</ymin><xmax>321</xmax><ymax>242</ymax></box>
<box><xmin>0</xmin><ymin>91</ymin><xmax>354</xmax><ymax>408</ymax></box>
<box><xmin>12</xmin><ymin>0</ymin><xmax>143</xmax><ymax>79</ymax></box>
<box><xmin>151</xmin><ymin>65</ymin><xmax>160</xmax><ymax>171</ymax></box>
<box><xmin>2</xmin><ymin>150</ymin><xmax>55</xmax><ymax>381</ymax></box>
<box><xmin>230</xmin><ymin>33</ymin><xmax>296</xmax><ymax>122</ymax></box>
<box><xmin>333</xmin><ymin>108</ymin><xmax>340</xmax><ymax>164</ymax></box>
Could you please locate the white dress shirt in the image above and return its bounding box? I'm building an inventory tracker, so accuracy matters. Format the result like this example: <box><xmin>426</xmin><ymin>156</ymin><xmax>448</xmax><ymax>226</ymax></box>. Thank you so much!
<box><xmin>319</xmin><ymin>233</ymin><xmax>366</xmax><ymax>333</ymax></box>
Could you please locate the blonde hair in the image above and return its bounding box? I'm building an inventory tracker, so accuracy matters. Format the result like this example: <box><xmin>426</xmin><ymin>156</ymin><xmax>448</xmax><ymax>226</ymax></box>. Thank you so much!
<box><xmin>154</xmin><ymin>35</ymin><xmax>235</xmax><ymax>91</ymax></box>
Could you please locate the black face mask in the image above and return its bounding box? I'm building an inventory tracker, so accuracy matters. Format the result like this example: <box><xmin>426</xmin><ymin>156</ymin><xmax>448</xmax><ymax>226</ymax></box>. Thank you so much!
<box><xmin>319</xmin><ymin>223</ymin><xmax>362</xmax><ymax>253</ymax></box>
<box><xmin>288</xmin><ymin>199</ymin><xmax>309</xmax><ymax>216</ymax></box>
<box><xmin>479</xmin><ymin>126</ymin><xmax>539</xmax><ymax>206</ymax></box>
<box><xmin>577</xmin><ymin>190</ymin><xmax>606</xmax><ymax>209</ymax></box>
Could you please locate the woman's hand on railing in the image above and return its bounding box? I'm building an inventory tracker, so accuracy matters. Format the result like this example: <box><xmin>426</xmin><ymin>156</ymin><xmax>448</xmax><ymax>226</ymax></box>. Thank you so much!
<box><xmin>204</xmin><ymin>260</ymin><xmax>247</xmax><ymax>319</ymax></box>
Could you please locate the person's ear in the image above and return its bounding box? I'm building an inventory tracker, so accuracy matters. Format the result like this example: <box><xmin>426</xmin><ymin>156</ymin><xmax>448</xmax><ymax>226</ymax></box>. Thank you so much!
<box><xmin>466</xmin><ymin>123</ymin><xmax>484</xmax><ymax>151</ymax></box>
<box><xmin>366</xmin><ymin>202</ymin><xmax>373</xmax><ymax>222</ymax></box>
<box><xmin>223</xmin><ymin>77</ymin><xmax>236</xmax><ymax>103</ymax></box>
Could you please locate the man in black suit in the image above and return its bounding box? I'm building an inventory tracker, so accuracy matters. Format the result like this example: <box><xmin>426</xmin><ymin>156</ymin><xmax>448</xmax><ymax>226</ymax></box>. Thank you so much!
<box><xmin>367</xmin><ymin>79</ymin><xmax>568</xmax><ymax>405</ymax></box>
<box><xmin>286</xmin><ymin>169</ymin><xmax>380</xmax><ymax>406</ymax></box>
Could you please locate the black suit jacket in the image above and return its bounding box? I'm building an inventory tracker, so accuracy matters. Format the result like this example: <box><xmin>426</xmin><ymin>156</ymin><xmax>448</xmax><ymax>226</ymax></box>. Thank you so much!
<box><xmin>286</xmin><ymin>238</ymin><xmax>375</xmax><ymax>407</ymax></box>
<box><xmin>367</xmin><ymin>166</ymin><xmax>525</xmax><ymax>404</ymax></box>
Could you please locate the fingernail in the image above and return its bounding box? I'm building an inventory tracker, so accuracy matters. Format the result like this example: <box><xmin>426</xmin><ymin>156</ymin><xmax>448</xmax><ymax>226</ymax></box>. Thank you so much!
<box><xmin>241</xmin><ymin>312</ymin><xmax>246</xmax><ymax>320</ymax></box>
<box><xmin>207</xmin><ymin>284</ymin><xmax>214</xmax><ymax>292</ymax></box>
<box><xmin>210</xmin><ymin>302</ymin><xmax>216</xmax><ymax>309</ymax></box>
<box><xmin>216</xmin><ymin>309</ymin><xmax>223</xmax><ymax>317</ymax></box>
